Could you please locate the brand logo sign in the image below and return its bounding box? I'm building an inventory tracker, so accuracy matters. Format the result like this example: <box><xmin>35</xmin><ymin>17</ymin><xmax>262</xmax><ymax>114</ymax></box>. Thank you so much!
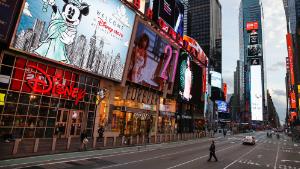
<box><xmin>25</xmin><ymin>65</ymin><xmax>86</xmax><ymax>105</ymax></box>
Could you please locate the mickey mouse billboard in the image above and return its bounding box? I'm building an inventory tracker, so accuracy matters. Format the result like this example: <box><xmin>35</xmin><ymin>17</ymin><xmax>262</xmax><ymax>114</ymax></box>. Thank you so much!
<box><xmin>11</xmin><ymin>0</ymin><xmax>136</xmax><ymax>82</ymax></box>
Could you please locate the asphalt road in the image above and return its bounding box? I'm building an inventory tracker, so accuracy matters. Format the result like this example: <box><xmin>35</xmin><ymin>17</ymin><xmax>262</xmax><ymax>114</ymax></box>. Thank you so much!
<box><xmin>0</xmin><ymin>131</ymin><xmax>299</xmax><ymax>169</ymax></box>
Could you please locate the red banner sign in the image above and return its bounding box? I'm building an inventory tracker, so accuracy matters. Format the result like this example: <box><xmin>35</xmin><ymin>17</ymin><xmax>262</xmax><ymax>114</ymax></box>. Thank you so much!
<box><xmin>25</xmin><ymin>65</ymin><xmax>86</xmax><ymax>105</ymax></box>
<box><xmin>286</xmin><ymin>33</ymin><xmax>295</xmax><ymax>85</ymax></box>
<box><xmin>290</xmin><ymin>91</ymin><xmax>297</xmax><ymax>109</ymax></box>
<box><xmin>246</xmin><ymin>21</ymin><xmax>259</xmax><ymax>31</ymax></box>
<box><xmin>223</xmin><ymin>83</ymin><xmax>227</xmax><ymax>101</ymax></box>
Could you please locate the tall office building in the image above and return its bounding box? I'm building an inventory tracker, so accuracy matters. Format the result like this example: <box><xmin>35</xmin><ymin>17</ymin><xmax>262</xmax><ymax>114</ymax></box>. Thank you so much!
<box><xmin>233</xmin><ymin>60</ymin><xmax>244</xmax><ymax>122</ymax></box>
<box><xmin>187</xmin><ymin>0</ymin><xmax>222</xmax><ymax>73</ymax></box>
<box><xmin>283</xmin><ymin>0</ymin><xmax>300</xmax><ymax>122</ymax></box>
<box><xmin>239</xmin><ymin>0</ymin><xmax>267</xmax><ymax>123</ymax></box>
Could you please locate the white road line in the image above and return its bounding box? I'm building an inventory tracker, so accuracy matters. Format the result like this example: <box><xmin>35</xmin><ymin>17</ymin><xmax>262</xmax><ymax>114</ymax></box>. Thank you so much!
<box><xmin>223</xmin><ymin>145</ymin><xmax>257</xmax><ymax>169</ymax></box>
<box><xmin>10</xmin><ymin>138</ymin><xmax>233</xmax><ymax>169</ymax></box>
<box><xmin>96</xmin><ymin>145</ymin><xmax>235</xmax><ymax>169</ymax></box>
<box><xmin>1</xmin><ymin>138</ymin><xmax>216</xmax><ymax>168</ymax></box>
<box><xmin>274</xmin><ymin>143</ymin><xmax>280</xmax><ymax>169</ymax></box>
<box><xmin>165</xmin><ymin>145</ymin><xmax>237</xmax><ymax>169</ymax></box>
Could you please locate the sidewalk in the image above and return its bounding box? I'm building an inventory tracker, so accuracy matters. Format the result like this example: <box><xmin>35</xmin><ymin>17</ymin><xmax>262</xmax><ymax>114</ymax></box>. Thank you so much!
<box><xmin>0</xmin><ymin>138</ymin><xmax>211</xmax><ymax>169</ymax></box>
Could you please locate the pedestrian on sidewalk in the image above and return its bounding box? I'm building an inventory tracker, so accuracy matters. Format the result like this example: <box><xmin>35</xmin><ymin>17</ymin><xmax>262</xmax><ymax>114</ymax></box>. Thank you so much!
<box><xmin>223</xmin><ymin>129</ymin><xmax>227</xmax><ymax>138</ymax></box>
<box><xmin>80</xmin><ymin>130</ymin><xmax>88</xmax><ymax>151</ymax></box>
<box><xmin>207</xmin><ymin>140</ymin><xmax>218</xmax><ymax>162</ymax></box>
<box><xmin>98</xmin><ymin>125</ymin><xmax>104</xmax><ymax>142</ymax></box>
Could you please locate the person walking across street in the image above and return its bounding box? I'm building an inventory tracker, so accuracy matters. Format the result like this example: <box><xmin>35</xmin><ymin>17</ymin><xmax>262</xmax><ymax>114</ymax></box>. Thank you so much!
<box><xmin>207</xmin><ymin>140</ymin><xmax>218</xmax><ymax>162</ymax></box>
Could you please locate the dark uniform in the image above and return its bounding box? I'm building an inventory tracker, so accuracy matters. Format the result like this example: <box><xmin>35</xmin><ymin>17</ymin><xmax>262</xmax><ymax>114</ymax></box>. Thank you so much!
<box><xmin>208</xmin><ymin>141</ymin><xmax>218</xmax><ymax>161</ymax></box>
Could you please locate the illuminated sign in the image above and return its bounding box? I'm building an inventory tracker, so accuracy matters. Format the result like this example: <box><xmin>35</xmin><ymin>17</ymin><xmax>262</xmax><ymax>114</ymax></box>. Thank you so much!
<box><xmin>11</xmin><ymin>0</ymin><xmax>136</xmax><ymax>82</ymax></box>
<box><xmin>286</xmin><ymin>33</ymin><xmax>295</xmax><ymax>85</ymax></box>
<box><xmin>210</xmin><ymin>71</ymin><xmax>222</xmax><ymax>89</ymax></box>
<box><xmin>127</xmin><ymin>21</ymin><xmax>179</xmax><ymax>92</ymax></box>
<box><xmin>25</xmin><ymin>65</ymin><xmax>86</xmax><ymax>105</ymax></box>
<box><xmin>216</xmin><ymin>100</ymin><xmax>227</xmax><ymax>112</ymax></box>
<box><xmin>290</xmin><ymin>91</ymin><xmax>296</xmax><ymax>109</ymax></box>
<box><xmin>246</xmin><ymin>21</ymin><xmax>259</xmax><ymax>31</ymax></box>
<box><xmin>250</xmin><ymin>65</ymin><xmax>263</xmax><ymax>121</ymax></box>
<box><xmin>223</xmin><ymin>83</ymin><xmax>227</xmax><ymax>100</ymax></box>
<box><xmin>126</xmin><ymin>0</ymin><xmax>146</xmax><ymax>13</ymax></box>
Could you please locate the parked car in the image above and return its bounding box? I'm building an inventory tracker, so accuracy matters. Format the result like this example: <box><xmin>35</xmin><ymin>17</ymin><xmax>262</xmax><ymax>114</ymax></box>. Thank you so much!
<box><xmin>242</xmin><ymin>136</ymin><xmax>256</xmax><ymax>145</ymax></box>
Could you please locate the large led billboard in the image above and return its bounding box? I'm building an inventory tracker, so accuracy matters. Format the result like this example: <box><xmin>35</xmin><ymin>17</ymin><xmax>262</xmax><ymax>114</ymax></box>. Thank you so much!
<box><xmin>148</xmin><ymin>0</ymin><xmax>184</xmax><ymax>36</ymax></box>
<box><xmin>246</xmin><ymin>21</ymin><xmax>258</xmax><ymax>31</ymax></box>
<box><xmin>248</xmin><ymin>44</ymin><xmax>262</xmax><ymax>57</ymax></box>
<box><xmin>126</xmin><ymin>0</ymin><xmax>146</xmax><ymax>14</ymax></box>
<box><xmin>210</xmin><ymin>71</ymin><xmax>222</xmax><ymax>89</ymax></box>
<box><xmin>11</xmin><ymin>0</ymin><xmax>136</xmax><ymax>82</ymax></box>
<box><xmin>250</xmin><ymin>65</ymin><xmax>263</xmax><ymax>121</ymax></box>
<box><xmin>216</xmin><ymin>100</ymin><xmax>227</xmax><ymax>113</ymax></box>
<box><xmin>175</xmin><ymin>50</ymin><xmax>203</xmax><ymax>104</ymax></box>
<box><xmin>126</xmin><ymin>21</ymin><xmax>179</xmax><ymax>92</ymax></box>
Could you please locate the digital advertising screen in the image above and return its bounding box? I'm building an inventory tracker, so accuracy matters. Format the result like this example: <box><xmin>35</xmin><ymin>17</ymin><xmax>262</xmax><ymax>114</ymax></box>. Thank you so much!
<box><xmin>210</xmin><ymin>71</ymin><xmax>222</xmax><ymax>89</ymax></box>
<box><xmin>11</xmin><ymin>0</ymin><xmax>136</xmax><ymax>82</ymax></box>
<box><xmin>175</xmin><ymin>50</ymin><xmax>203</xmax><ymax>104</ymax></box>
<box><xmin>250</xmin><ymin>65</ymin><xmax>263</xmax><ymax>121</ymax></box>
<box><xmin>216</xmin><ymin>100</ymin><xmax>227</xmax><ymax>113</ymax></box>
<box><xmin>149</xmin><ymin>0</ymin><xmax>184</xmax><ymax>36</ymax></box>
<box><xmin>246</xmin><ymin>21</ymin><xmax>258</xmax><ymax>31</ymax></box>
<box><xmin>249</xmin><ymin>31</ymin><xmax>258</xmax><ymax>45</ymax></box>
<box><xmin>248</xmin><ymin>44</ymin><xmax>262</xmax><ymax>57</ymax></box>
<box><xmin>126</xmin><ymin>0</ymin><xmax>146</xmax><ymax>14</ymax></box>
<box><xmin>126</xmin><ymin>21</ymin><xmax>178</xmax><ymax>92</ymax></box>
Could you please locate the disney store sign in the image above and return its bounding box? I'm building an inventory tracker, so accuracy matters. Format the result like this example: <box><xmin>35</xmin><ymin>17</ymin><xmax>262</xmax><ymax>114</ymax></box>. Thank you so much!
<box><xmin>25</xmin><ymin>65</ymin><xmax>86</xmax><ymax>105</ymax></box>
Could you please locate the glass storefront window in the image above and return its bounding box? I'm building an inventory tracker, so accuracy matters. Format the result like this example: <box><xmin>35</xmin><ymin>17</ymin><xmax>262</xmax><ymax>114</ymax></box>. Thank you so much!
<box><xmin>19</xmin><ymin>93</ymin><xmax>30</xmax><ymax>104</ymax></box>
<box><xmin>28</xmin><ymin>105</ymin><xmax>39</xmax><ymax>116</ymax></box>
<box><xmin>111</xmin><ymin>110</ymin><xmax>124</xmax><ymax>132</ymax></box>
<box><xmin>6</xmin><ymin>91</ymin><xmax>19</xmax><ymax>102</ymax></box>
<box><xmin>4</xmin><ymin>103</ymin><xmax>17</xmax><ymax>115</ymax></box>
<box><xmin>0</xmin><ymin>55</ymin><xmax>100</xmax><ymax>139</ymax></box>
<box><xmin>2</xmin><ymin>54</ymin><xmax>15</xmax><ymax>66</ymax></box>
<box><xmin>17</xmin><ymin>104</ymin><xmax>28</xmax><ymax>115</ymax></box>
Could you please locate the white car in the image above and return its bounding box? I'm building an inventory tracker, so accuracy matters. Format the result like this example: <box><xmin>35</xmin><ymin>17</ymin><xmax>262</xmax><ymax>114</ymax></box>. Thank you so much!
<box><xmin>242</xmin><ymin>136</ymin><xmax>256</xmax><ymax>145</ymax></box>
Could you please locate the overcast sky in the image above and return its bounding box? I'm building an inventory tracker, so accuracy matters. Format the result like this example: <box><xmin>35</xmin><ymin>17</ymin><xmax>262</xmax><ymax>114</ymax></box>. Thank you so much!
<box><xmin>219</xmin><ymin>0</ymin><xmax>287</xmax><ymax>124</ymax></box>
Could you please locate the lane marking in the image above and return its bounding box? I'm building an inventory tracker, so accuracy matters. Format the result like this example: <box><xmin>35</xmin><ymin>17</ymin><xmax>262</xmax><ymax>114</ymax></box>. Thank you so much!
<box><xmin>281</xmin><ymin>160</ymin><xmax>300</xmax><ymax>163</ymax></box>
<box><xmin>13</xmin><ymin>138</ymin><xmax>235</xmax><ymax>169</ymax></box>
<box><xmin>1</xmin><ymin>138</ymin><xmax>218</xmax><ymax>168</ymax></box>
<box><xmin>98</xmin><ymin>144</ymin><xmax>238</xmax><ymax>169</ymax></box>
<box><xmin>223</xmin><ymin>145</ymin><xmax>258</xmax><ymax>169</ymax></box>
<box><xmin>274</xmin><ymin>143</ymin><xmax>280</xmax><ymax>169</ymax></box>
<box><xmin>164</xmin><ymin>144</ymin><xmax>238</xmax><ymax>169</ymax></box>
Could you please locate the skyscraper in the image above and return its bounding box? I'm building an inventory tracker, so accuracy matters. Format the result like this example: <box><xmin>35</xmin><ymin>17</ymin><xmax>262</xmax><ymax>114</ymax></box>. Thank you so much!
<box><xmin>187</xmin><ymin>0</ymin><xmax>222</xmax><ymax>73</ymax></box>
<box><xmin>283</xmin><ymin>0</ymin><xmax>300</xmax><ymax>122</ymax></box>
<box><xmin>239</xmin><ymin>0</ymin><xmax>266</xmax><ymax>122</ymax></box>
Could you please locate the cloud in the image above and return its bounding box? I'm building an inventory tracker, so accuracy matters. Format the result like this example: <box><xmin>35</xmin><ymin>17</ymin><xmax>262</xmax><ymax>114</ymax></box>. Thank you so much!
<box><xmin>267</xmin><ymin>61</ymin><xmax>285</xmax><ymax>71</ymax></box>
<box><xmin>23</xmin><ymin>2</ymin><xmax>32</xmax><ymax>17</ymax></box>
<box><xmin>271</xmin><ymin>89</ymin><xmax>286</xmax><ymax>97</ymax></box>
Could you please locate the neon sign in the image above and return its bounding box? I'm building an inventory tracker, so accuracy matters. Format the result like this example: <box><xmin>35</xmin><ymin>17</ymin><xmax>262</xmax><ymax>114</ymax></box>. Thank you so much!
<box><xmin>25</xmin><ymin>65</ymin><xmax>86</xmax><ymax>105</ymax></box>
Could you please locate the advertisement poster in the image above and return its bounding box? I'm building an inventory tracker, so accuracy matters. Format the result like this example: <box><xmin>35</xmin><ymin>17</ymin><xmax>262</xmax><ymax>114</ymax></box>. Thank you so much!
<box><xmin>248</xmin><ymin>44</ymin><xmax>262</xmax><ymax>57</ymax></box>
<box><xmin>250</xmin><ymin>65</ymin><xmax>263</xmax><ymax>121</ymax></box>
<box><xmin>210</xmin><ymin>71</ymin><xmax>222</xmax><ymax>89</ymax></box>
<box><xmin>126</xmin><ymin>0</ymin><xmax>146</xmax><ymax>14</ymax></box>
<box><xmin>148</xmin><ymin>0</ymin><xmax>184</xmax><ymax>36</ymax></box>
<box><xmin>175</xmin><ymin>50</ymin><xmax>203</xmax><ymax>104</ymax></box>
<box><xmin>0</xmin><ymin>0</ymin><xmax>21</xmax><ymax>42</ymax></box>
<box><xmin>216</xmin><ymin>100</ymin><xmax>227</xmax><ymax>113</ymax></box>
<box><xmin>249</xmin><ymin>31</ymin><xmax>258</xmax><ymax>45</ymax></box>
<box><xmin>127</xmin><ymin>21</ymin><xmax>178</xmax><ymax>91</ymax></box>
<box><xmin>11</xmin><ymin>0</ymin><xmax>136</xmax><ymax>81</ymax></box>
